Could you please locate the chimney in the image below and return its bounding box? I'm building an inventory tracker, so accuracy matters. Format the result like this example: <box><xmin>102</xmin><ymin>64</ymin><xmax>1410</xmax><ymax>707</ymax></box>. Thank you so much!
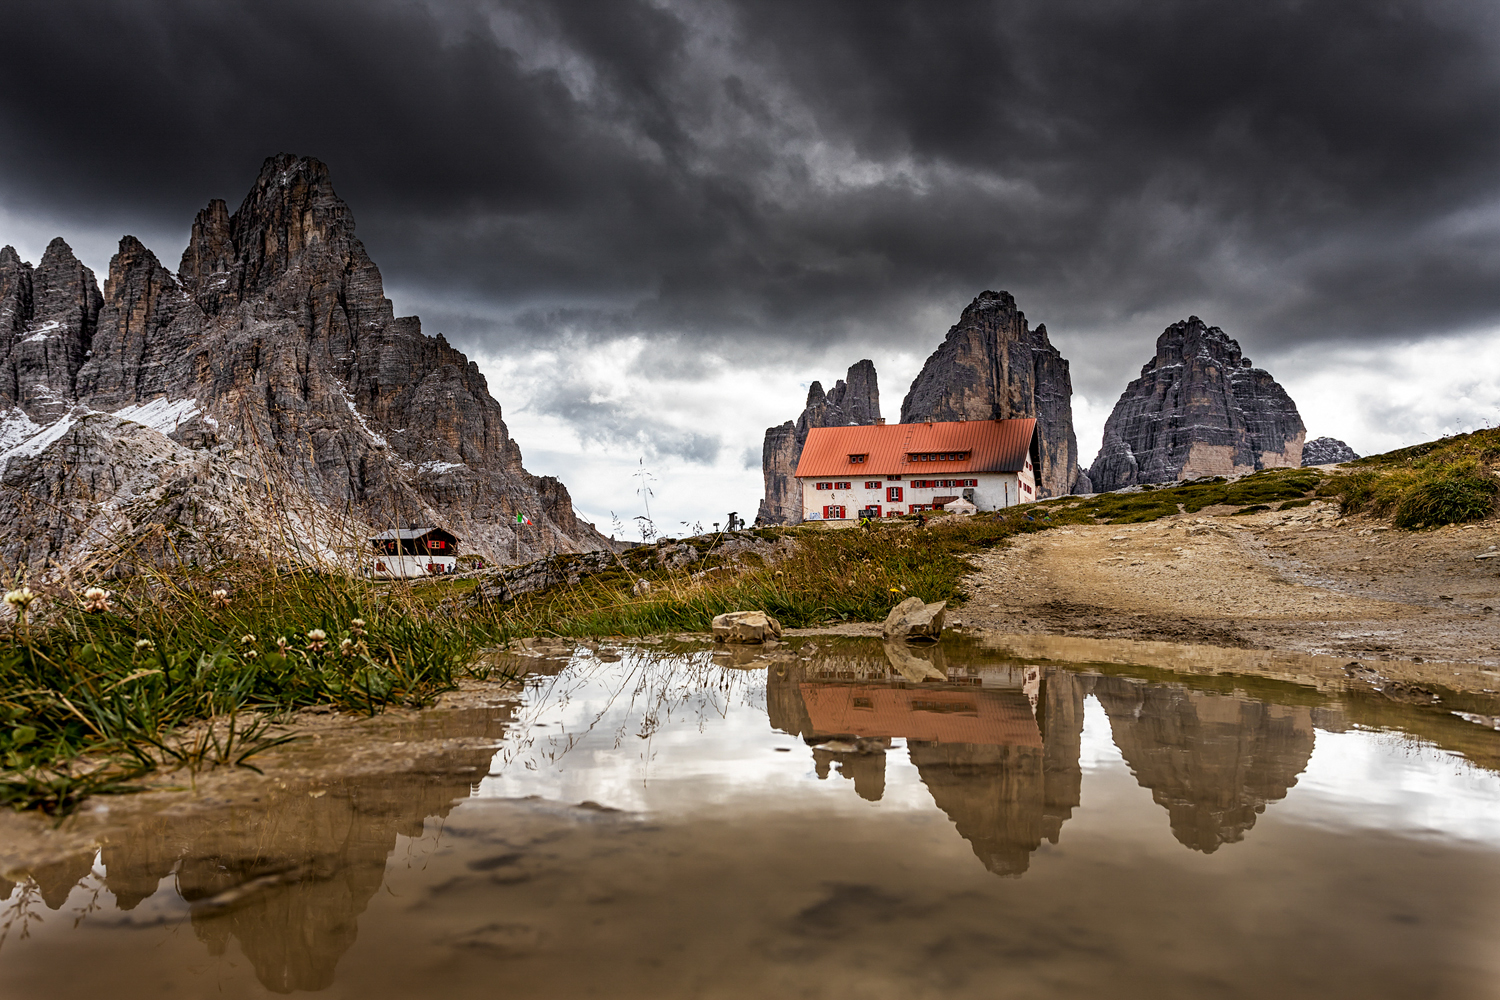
<box><xmin>876</xmin><ymin>418</ymin><xmax>886</xmax><ymax>425</ymax></box>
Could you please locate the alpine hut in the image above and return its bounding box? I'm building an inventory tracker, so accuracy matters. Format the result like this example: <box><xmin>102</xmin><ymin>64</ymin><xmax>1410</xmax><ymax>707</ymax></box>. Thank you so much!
<box><xmin>794</xmin><ymin>418</ymin><xmax>1041</xmax><ymax>521</ymax></box>
<box><xmin>368</xmin><ymin>526</ymin><xmax>460</xmax><ymax>579</ymax></box>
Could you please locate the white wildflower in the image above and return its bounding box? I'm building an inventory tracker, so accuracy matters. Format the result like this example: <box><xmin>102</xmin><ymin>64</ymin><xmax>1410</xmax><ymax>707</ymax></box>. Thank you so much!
<box><xmin>4</xmin><ymin>587</ymin><xmax>36</xmax><ymax>611</ymax></box>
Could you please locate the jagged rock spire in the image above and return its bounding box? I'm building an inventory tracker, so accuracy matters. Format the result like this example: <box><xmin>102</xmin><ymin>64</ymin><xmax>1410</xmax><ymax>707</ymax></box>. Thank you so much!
<box><xmin>901</xmin><ymin>290</ymin><xmax>1082</xmax><ymax>497</ymax></box>
<box><xmin>757</xmin><ymin>358</ymin><xmax>881</xmax><ymax>524</ymax></box>
<box><xmin>1087</xmin><ymin>316</ymin><xmax>1305</xmax><ymax>491</ymax></box>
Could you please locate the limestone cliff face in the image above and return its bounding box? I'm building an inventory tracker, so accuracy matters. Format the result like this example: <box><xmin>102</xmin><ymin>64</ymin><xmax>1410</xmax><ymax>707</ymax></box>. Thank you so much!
<box><xmin>900</xmin><ymin>291</ymin><xmax>1082</xmax><ymax>497</ymax></box>
<box><xmin>756</xmin><ymin>359</ymin><xmax>880</xmax><ymax>524</ymax></box>
<box><xmin>0</xmin><ymin>238</ymin><xmax>102</xmax><ymax>422</ymax></box>
<box><xmin>1302</xmin><ymin>436</ymin><xmax>1359</xmax><ymax>466</ymax></box>
<box><xmin>1</xmin><ymin>154</ymin><xmax>608</xmax><ymax>573</ymax></box>
<box><xmin>1088</xmin><ymin>317</ymin><xmax>1305</xmax><ymax>492</ymax></box>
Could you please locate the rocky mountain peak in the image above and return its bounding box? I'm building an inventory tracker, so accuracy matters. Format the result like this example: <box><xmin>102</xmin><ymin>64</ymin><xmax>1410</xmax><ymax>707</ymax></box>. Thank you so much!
<box><xmin>1089</xmin><ymin>318</ymin><xmax>1305</xmax><ymax>491</ymax></box>
<box><xmin>1301</xmin><ymin>436</ymin><xmax>1359</xmax><ymax>466</ymax></box>
<box><xmin>0</xmin><ymin>246</ymin><xmax>34</xmax><ymax>355</ymax></box>
<box><xmin>756</xmin><ymin>359</ymin><xmax>881</xmax><ymax>524</ymax></box>
<box><xmin>0</xmin><ymin>237</ymin><xmax>102</xmax><ymax>420</ymax></box>
<box><xmin>177</xmin><ymin>198</ymin><xmax>234</xmax><ymax>309</ymax></box>
<box><xmin>2</xmin><ymin>154</ymin><xmax>609</xmax><ymax>573</ymax></box>
<box><xmin>901</xmin><ymin>290</ymin><xmax>1082</xmax><ymax>497</ymax></box>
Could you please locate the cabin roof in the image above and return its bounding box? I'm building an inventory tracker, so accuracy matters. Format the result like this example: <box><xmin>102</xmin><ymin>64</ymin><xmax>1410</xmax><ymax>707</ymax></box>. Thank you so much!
<box><xmin>369</xmin><ymin>526</ymin><xmax>459</xmax><ymax>542</ymax></box>
<box><xmin>794</xmin><ymin>418</ymin><xmax>1038</xmax><ymax>477</ymax></box>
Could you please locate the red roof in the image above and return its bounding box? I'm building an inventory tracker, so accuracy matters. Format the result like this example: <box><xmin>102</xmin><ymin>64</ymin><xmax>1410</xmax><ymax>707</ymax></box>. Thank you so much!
<box><xmin>800</xmin><ymin>683</ymin><xmax>1042</xmax><ymax>746</ymax></box>
<box><xmin>794</xmin><ymin>419</ymin><xmax>1037</xmax><ymax>478</ymax></box>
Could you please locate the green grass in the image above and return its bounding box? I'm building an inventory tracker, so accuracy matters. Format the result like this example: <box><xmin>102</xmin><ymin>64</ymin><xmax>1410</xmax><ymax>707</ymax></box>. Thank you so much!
<box><xmin>0</xmin><ymin>566</ymin><xmax>505</xmax><ymax>813</ymax></box>
<box><xmin>1026</xmin><ymin>467</ymin><xmax>1325</xmax><ymax>525</ymax></box>
<box><xmin>1316</xmin><ymin>428</ymin><xmax>1500</xmax><ymax>529</ymax></box>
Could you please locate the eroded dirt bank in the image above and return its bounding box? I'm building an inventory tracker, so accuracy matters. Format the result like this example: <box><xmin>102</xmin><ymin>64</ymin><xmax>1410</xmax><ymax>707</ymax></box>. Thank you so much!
<box><xmin>956</xmin><ymin>501</ymin><xmax>1500</xmax><ymax>665</ymax></box>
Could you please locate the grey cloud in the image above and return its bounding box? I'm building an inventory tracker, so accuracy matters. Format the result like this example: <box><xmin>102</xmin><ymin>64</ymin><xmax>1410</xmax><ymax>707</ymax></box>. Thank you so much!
<box><xmin>526</xmin><ymin>376</ymin><xmax>722</xmax><ymax>465</ymax></box>
<box><xmin>4</xmin><ymin>0</ymin><xmax>1500</xmax><ymax>447</ymax></box>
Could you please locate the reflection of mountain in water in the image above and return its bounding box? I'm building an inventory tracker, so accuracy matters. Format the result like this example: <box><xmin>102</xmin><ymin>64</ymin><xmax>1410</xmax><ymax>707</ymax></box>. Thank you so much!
<box><xmin>767</xmin><ymin>647</ymin><xmax>1095</xmax><ymax>876</ymax></box>
<box><xmin>770</xmin><ymin>643</ymin><xmax>1319</xmax><ymax>873</ymax></box>
<box><xmin>1093</xmin><ymin>677</ymin><xmax>1316</xmax><ymax>852</ymax></box>
<box><xmin>23</xmin><ymin>707</ymin><xmax>509</xmax><ymax>994</ymax></box>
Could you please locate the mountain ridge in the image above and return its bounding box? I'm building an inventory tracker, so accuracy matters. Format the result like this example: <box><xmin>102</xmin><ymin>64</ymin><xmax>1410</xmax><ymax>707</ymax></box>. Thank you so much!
<box><xmin>0</xmin><ymin>153</ymin><xmax>609</xmax><ymax>576</ymax></box>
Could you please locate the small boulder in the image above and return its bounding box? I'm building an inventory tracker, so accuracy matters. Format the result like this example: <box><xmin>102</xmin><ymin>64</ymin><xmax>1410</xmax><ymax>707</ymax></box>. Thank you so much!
<box><xmin>712</xmin><ymin>610</ymin><xmax>784</xmax><ymax>644</ymax></box>
<box><xmin>882</xmin><ymin>596</ymin><xmax>947</xmax><ymax>641</ymax></box>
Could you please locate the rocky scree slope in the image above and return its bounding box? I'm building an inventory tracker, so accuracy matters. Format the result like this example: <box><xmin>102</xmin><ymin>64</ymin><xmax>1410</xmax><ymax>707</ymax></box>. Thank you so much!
<box><xmin>0</xmin><ymin>154</ymin><xmax>608</xmax><ymax>576</ymax></box>
<box><xmin>756</xmin><ymin>360</ymin><xmax>880</xmax><ymax>525</ymax></box>
<box><xmin>1088</xmin><ymin>317</ymin><xmax>1305</xmax><ymax>492</ymax></box>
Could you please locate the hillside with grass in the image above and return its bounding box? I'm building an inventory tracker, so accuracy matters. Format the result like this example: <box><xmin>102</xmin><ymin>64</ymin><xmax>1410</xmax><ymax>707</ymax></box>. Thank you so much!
<box><xmin>2</xmin><ymin>429</ymin><xmax>1495</xmax><ymax>813</ymax></box>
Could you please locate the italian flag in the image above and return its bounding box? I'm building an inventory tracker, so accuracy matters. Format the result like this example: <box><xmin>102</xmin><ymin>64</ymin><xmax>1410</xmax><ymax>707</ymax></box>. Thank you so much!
<box><xmin>516</xmin><ymin>513</ymin><xmax>533</xmax><ymax>525</ymax></box>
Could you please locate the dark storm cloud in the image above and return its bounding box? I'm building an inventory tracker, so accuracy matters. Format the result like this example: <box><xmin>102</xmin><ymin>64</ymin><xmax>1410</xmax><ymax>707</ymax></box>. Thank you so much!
<box><xmin>5</xmin><ymin>0</ymin><xmax>1500</xmax><ymax>368</ymax></box>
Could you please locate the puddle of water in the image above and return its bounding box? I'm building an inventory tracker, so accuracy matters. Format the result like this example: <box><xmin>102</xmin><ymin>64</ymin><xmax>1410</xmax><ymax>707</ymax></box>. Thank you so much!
<box><xmin>3</xmin><ymin>637</ymin><xmax>1500</xmax><ymax>999</ymax></box>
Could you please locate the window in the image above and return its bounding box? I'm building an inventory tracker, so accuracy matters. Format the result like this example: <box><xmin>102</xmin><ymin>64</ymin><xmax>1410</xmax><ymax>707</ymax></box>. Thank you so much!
<box><xmin>963</xmin><ymin>479</ymin><xmax>977</xmax><ymax>487</ymax></box>
<box><xmin>822</xmin><ymin>504</ymin><xmax>847</xmax><ymax>520</ymax></box>
<box><xmin>908</xmin><ymin>503</ymin><xmax>934</xmax><ymax>513</ymax></box>
<box><xmin>887</xmin><ymin>485</ymin><xmax>903</xmax><ymax>502</ymax></box>
<box><xmin>907</xmin><ymin>451</ymin><xmax>969</xmax><ymax>464</ymax></box>
<box><xmin>863</xmin><ymin>480</ymin><xmax>882</xmax><ymax>489</ymax></box>
<box><xmin>911</xmin><ymin>479</ymin><xmax>935</xmax><ymax>488</ymax></box>
<box><xmin>848</xmin><ymin>454</ymin><xmax>867</xmax><ymax>464</ymax></box>
<box><xmin>834</xmin><ymin>481</ymin><xmax>852</xmax><ymax>490</ymax></box>
<box><xmin>815</xmin><ymin>481</ymin><xmax>832</xmax><ymax>490</ymax></box>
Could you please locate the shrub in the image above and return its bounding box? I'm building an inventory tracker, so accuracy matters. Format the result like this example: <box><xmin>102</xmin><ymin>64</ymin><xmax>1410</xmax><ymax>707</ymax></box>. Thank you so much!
<box><xmin>1392</xmin><ymin>468</ymin><xmax>1499</xmax><ymax>529</ymax></box>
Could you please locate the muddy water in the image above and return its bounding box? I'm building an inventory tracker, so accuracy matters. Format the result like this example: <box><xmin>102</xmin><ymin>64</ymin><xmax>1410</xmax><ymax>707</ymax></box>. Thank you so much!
<box><xmin>3</xmin><ymin>638</ymin><xmax>1500</xmax><ymax>999</ymax></box>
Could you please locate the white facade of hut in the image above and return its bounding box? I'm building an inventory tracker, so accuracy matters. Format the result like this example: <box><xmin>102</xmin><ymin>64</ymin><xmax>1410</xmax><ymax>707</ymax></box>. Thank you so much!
<box><xmin>368</xmin><ymin>527</ymin><xmax>460</xmax><ymax>578</ymax></box>
<box><xmin>794</xmin><ymin>418</ymin><xmax>1040</xmax><ymax>522</ymax></box>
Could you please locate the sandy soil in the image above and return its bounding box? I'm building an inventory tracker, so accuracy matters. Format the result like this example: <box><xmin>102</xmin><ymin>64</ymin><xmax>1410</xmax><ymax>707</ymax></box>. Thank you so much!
<box><xmin>952</xmin><ymin>501</ymin><xmax>1500</xmax><ymax>666</ymax></box>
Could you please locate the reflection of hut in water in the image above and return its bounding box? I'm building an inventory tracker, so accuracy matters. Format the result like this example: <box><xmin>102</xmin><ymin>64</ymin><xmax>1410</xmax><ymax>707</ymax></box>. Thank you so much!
<box><xmin>767</xmin><ymin>647</ymin><xmax>1095</xmax><ymax>877</ymax></box>
<box><xmin>1092</xmin><ymin>677</ymin><xmax>1316</xmax><ymax>853</ymax></box>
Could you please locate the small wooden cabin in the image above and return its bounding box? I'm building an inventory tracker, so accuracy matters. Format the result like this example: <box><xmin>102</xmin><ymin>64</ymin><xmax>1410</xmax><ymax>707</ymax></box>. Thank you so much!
<box><xmin>368</xmin><ymin>526</ymin><xmax>460</xmax><ymax>579</ymax></box>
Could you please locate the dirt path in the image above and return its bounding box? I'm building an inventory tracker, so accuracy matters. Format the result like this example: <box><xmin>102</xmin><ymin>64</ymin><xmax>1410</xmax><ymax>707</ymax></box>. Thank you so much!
<box><xmin>955</xmin><ymin>501</ymin><xmax>1500</xmax><ymax>666</ymax></box>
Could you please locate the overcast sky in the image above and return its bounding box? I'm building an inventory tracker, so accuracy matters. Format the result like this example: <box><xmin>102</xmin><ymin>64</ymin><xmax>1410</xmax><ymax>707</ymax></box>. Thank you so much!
<box><xmin>4</xmin><ymin>0</ymin><xmax>1500</xmax><ymax>533</ymax></box>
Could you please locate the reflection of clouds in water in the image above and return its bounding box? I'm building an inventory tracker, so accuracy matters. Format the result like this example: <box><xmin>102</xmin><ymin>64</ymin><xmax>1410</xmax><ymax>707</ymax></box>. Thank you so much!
<box><xmin>1280</xmin><ymin>729</ymin><xmax>1500</xmax><ymax>845</ymax></box>
<box><xmin>478</xmin><ymin>646</ymin><xmax>939</xmax><ymax>816</ymax></box>
<box><xmin>1079</xmin><ymin>695</ymin><xmax>1126</xmax><ymax>772</ymax></box>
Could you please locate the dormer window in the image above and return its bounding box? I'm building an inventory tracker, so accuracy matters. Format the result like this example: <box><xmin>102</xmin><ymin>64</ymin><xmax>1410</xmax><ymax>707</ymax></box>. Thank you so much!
<box><xmin>848</xmin><ymin>453</ymin><xmax>867</xmax><ymax>464</ymax></box>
